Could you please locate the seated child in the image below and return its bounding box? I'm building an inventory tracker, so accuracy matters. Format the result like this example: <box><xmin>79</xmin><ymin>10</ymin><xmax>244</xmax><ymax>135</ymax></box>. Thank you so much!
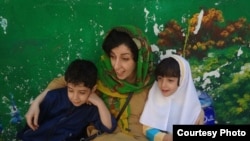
<box><xmin>140</xmin><ymin>54</ymin><xmax>204</xmax><ymax>141</ymax></box>
<box><xmin>17</xmin><ymin>59</ymin><xmax>117</xmax><ymax>141</ymax></box>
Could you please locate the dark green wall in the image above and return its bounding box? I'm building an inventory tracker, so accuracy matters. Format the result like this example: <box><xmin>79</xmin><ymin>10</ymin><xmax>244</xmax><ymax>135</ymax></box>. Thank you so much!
<box><xmin>0</xmin><ymin>0</ymin><xmax>249</xmax><ymax>140</ymax></box>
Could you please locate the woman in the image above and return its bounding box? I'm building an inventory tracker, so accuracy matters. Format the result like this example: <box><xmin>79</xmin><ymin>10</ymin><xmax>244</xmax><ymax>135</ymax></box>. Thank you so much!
<box><xmin>140</xmin><ymin>54</ymin><xmax>204</xmax><ymax>141</ymax></box>
<box><xmin>25</xmin><ymin>25</ymin><xmax>155</xmax><ymax>141</ymax></box>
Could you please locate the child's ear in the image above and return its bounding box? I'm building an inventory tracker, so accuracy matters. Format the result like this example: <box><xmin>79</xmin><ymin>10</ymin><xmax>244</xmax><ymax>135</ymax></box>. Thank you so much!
<box><xmin>91</xmin><ymin>84</ymin><xmax>97</xmax><ymax>93</ymax></box>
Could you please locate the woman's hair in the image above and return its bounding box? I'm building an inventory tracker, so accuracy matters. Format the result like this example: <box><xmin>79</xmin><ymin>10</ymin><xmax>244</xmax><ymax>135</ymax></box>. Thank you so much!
<box><xmin>102</xmin><ymin>28</ymin><xmax>139</xmax><ymax>62</ymax></box>
<box><xmin>64</xmin><ymin>59</ymin><xmax>97</xmax><ymax>89</ymax></box>
<box><xmin>155</xmin><ymin>57</ymin><xmax>180</xmax><ymax>85</ymax></box>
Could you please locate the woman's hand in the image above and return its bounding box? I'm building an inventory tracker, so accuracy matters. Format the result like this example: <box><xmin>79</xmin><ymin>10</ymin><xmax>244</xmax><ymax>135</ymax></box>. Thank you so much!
<box><xmin>25</xmin><ymin>102</ymin><xmax>40</xmax><ymax>130</ymax></box>
<box><xmin>25</xmin><ymin>89</ymin><xmax>50</xmax><ymax>130</ymax></box>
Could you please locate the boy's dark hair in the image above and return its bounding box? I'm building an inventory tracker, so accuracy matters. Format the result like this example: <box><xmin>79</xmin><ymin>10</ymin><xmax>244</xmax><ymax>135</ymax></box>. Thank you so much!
<box><xmin>155</xmin><ymin>57</ymin><xmax>180</xmax><ymax>85</ymax></box>
<box><xmin>102</xmin><ymin>28</ymin><xmax>139</xmax><ymax>62</ymax></box>
<box><xmin>64</xmin><ymin>59</ymin><xmax>97</xmax><ymax>89</ymax></box>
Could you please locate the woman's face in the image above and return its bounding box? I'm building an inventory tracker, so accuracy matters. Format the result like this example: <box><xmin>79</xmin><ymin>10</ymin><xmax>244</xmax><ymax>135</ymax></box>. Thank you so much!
<box><xmin>110</xmin><ymin>44</ymin><xmax>136</xmax><ymax>82</ymax></box>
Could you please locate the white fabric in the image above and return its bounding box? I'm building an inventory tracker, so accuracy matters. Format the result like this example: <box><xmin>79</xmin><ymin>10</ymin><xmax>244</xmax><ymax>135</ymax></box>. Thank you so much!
<box><xmin>139</xmin><ymin>54</ymin><xmax>202</xmax><ymax>133</ymax></box>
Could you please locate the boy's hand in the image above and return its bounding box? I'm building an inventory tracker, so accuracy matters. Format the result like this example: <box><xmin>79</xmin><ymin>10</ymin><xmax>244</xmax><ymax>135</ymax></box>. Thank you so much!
<box><xmin>87</xmin><ymin>93</ymin><xmax>102</xmax><ymax>106</ymax></box>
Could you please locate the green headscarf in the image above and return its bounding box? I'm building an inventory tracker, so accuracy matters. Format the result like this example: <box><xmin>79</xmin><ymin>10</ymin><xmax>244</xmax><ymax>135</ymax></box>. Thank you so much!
<box><xmin>97</xmin><ymin>25</ymin><xmax>155</xmax><ymax>95</ymax></box>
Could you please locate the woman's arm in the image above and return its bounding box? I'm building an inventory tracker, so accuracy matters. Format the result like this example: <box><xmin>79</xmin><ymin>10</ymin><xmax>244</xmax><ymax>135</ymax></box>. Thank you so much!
<box><xmin>25</xmin><ymin>76</ymin><xmax>66</xmax><ymax>130</ymax></box>
<box><xmin>25</xmin><ymin>89</ymin><xmax>49</xmax><ymax>130</ymax></box>
<box><xmin>142</xmin><ymin>125</ymin><xmax>172</xmax><ymax>141</ymax></box>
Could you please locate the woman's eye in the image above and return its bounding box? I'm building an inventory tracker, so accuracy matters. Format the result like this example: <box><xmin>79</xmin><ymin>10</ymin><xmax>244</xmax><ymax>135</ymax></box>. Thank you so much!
<box><xmin>122</xmin><ymin>58</ymin><xmax>129</xmax><ymax>61</ymax></box>
<box><xmin>79</xmin><ymin>92</ymin><xmax>86</xmax><ymax>95</ymax></box>
<box><xmin>110</xmin><ymin>55</ymin><xmax>115</xmax><ymax>59</ymax></box>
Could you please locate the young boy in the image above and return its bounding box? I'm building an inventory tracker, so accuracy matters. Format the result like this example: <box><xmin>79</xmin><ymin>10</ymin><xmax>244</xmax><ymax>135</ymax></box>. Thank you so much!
<box><xmin>17</xmin><ymin>59</ymin><xmax>117</xmax><ymax>141</ymax></box>
<box><xmin>140</xmin><ymin>54</ymin><xmax>204</xmax><ymax>141</ymax></box>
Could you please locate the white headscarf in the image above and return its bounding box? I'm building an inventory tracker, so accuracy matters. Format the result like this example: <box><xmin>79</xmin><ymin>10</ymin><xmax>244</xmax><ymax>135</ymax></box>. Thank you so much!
<box><xmin>139</xmin><ymin>54</ymin><xmax>202</xmax><ymax>133</ymax></box>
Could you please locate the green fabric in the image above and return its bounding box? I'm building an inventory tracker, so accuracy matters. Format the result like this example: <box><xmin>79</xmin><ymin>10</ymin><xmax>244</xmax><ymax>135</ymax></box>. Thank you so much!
<box><xmin>98</xmin><ymin>25</ymin><xmax>155</xmax><ymax>95</ymax></box>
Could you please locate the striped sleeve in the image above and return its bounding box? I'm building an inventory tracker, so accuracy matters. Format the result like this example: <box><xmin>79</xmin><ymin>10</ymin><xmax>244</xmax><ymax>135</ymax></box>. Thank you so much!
<box><xmin>142</xmin><ymin>125</ymin><xmax>166</xmax><ymax>141</ymax></box>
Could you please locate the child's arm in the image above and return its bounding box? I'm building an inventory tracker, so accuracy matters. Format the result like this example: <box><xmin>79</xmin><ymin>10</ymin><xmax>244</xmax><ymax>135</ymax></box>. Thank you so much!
<box><xmin>195</xmin><ymin>109</ymin><xmax>205</xmax><ymax>125</ymax></box>
<box><xmin>25</xmin><ymin>76</ymin><xmax>66</xmax><ymax>130</ymax></box>
<box><xmin>142</xmin><ymin>125</ymin><xmax>173</xmax><ymax>141</ymax></box>
<box><xmin>88</xmin><ymin>93</ymin><xmax>113</xmax><ymax>129</ymax></box>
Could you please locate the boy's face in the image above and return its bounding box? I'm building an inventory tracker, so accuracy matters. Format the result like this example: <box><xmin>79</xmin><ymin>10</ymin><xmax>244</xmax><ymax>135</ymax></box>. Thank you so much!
<box><xmin>157</xmin><ymin>76</ymin><xmax>179</xmax><ymax>97</ymax></box>
<box><xmin>67</xmin><ymin>83</ymin><xmax>92</xmax><ymax>107</ymax></box>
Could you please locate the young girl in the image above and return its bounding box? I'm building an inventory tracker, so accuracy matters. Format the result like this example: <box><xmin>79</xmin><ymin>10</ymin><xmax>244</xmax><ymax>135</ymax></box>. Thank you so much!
<box><xmin>140</xmin><ymin>54</ymin><xmax>204</xmax><ymax>141</ymax></box>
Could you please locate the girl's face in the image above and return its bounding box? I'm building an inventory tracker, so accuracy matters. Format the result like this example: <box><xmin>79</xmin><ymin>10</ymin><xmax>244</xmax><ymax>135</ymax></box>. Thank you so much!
<box><xmin>110</xmin><ymin>44</ymin><xmax>136</xmax><ymax>83</ymax></box>
<box><xmin>157</xmin><ymin>76</ymin><xmax>179</xmax><ymax>97</ymax></box>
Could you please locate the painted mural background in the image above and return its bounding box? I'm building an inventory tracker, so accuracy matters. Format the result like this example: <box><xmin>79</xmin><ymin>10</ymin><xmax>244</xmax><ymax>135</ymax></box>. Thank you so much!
<box><xmin>0</xmin><ymin>0</ymin><xmax>249</xmax><ymax>140</ymax></box>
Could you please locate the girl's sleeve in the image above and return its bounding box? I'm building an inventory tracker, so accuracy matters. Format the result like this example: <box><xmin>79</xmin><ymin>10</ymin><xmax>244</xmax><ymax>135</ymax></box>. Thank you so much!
<box><xmin>46</xmin><ymin>76</ymin><xmax>67</xmax><ymax>90</ymax></box>
<box><xmin>142</xmin><ymin>125</ymin><xmax>168</xmax><ymax>141</ymax></box>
